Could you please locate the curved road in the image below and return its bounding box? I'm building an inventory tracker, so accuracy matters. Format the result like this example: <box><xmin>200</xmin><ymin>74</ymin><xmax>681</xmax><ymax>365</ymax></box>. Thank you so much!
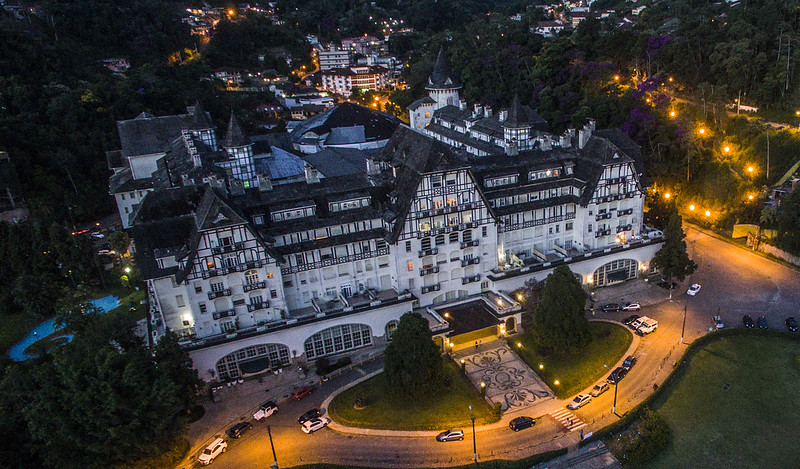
<box><xmin>197</xmin><ymin>226</ymin><xmax>800</xmax><ymax>468</ymax></box>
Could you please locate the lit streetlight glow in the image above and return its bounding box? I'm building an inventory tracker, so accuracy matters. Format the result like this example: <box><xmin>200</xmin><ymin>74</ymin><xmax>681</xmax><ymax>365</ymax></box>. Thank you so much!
<box><xmin>724</xmin><ymin>146</ymin><xmax>731</xmax><ymax>153</ymax></box>
<box><xmin>689</xmin><ymin>204</ymin><xmax>695</xmax><ymax>211</ymax></box>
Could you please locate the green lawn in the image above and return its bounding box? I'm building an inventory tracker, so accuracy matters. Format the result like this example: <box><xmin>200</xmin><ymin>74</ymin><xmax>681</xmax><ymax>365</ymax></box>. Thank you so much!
<box><xmin>329</xmin><ymin>360</ymin><xmax>498</xmax><ymax>430</ymax></box>
<box><xmin>646</xmin><ymin>335</ymin><xmax>800</xmax><ymax>469</ymax></box>
<box><xmin>513</xmin><ymin>321</ymin><xmax>632</xmax><ymax>399</ymax></box>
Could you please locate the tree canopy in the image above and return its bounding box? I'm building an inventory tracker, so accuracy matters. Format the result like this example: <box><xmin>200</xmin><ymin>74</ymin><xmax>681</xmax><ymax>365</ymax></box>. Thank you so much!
<box><xmin>0</xmin><ymin>306</ymin><xmax>200</xmax><ymax>469</ymax></box>
<box><xmin>383</xmin><ymin>312</ymin><xmax>442</xmax><ymax>398</ymax></box>
<box><xmin>652</xmin><ymin>206</ymin><xmax>698</xmax><ymax>285</ymax></box>
<box><xmin>531</xmin><ymin>265</ymin><xmax>590</xmax><ymax>353</ymax></box>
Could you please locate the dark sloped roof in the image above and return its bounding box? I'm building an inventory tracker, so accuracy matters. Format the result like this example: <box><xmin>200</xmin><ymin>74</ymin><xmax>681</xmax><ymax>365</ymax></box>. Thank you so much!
<box><xmin>224</xmin><ymin>112</ymin><xmax>252</xmax><ymax>148</ymax></box>
<box><xmin>379</xmin><ymin>126</ymin><xmax>469</xmax><ymax>241</ymax></box>
<box><xmin>408</xmin><ymin>96</ymin><xmax>436</xmax><ymax>111</ymax></box>
<box><xmin>117</xmin><ymin>112</ymin><xmax>195</xmax><ymax>158</ymax></box>
<box><xmin>504</xmin><ymin>96</ymin><xmax>547</xmax><ymax>129</ymax></box>
<box><xmin>109</xmin><ymin>167</ymin><xmax>154</xmax><ymax>194</ymax></box>
<box><xmin>255</xmin><ymin>146</ymin><xmax>307</xmax><ymax>180</ymax></box>
<box><xmin>427</xmin><ymin>47</ymin><xmax>462</xmax><ymax>90</ymax></box>
<box><xmin>594</xmin><ymin>128</ymin><xmax>648</xmax><ymax>188</ymax></box>
<box><xmin>574</xmin><ymin>134</ymin><xmax>636</xmax><ymax>205</ymax></box>
<box><xmin>325</xmin><ymin>125</ymin><xmax>366</xmax><ymax>145</ymax></box>
<box><xmin>289</xmin><ymin>103</ymin><xmax>401</xmax><ymax>144</ymax></box>
<box><xmin>302</xmin><ymin>147</ymin><xmax>378</xmax><ymax>177</ymax></box>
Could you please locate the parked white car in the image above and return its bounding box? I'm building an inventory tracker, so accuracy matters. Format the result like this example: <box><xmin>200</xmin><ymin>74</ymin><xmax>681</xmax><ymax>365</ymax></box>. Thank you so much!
<box><xmin>253</xmin><ymin>400</ymin><xmax>278</xmax><ymax>421</ymax></box>
<box><xmin>198</xmin><ymin>438</ymin><xmax>227</xmax><ymax>465</ymax></box>
<box><xmin>301</xmin><ymin>417</ymin><xmax>331</xmax><ymax>434</ymax></box>
<box><xmin>687</xmin><ymin>284</ymin><xmax>701</xmax><ymax>296</ymax></box>
<box><xmin>566</xmin><ymin>393</ymin><xmax>592</xmax><ymax>410</ymax></box>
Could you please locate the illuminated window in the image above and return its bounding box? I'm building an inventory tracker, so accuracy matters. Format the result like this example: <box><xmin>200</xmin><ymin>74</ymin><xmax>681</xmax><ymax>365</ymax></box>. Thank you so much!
<box><xmin>407</xmin><ymin>261</ymin><xmax>413</xmax><ymax>271</ymax></box>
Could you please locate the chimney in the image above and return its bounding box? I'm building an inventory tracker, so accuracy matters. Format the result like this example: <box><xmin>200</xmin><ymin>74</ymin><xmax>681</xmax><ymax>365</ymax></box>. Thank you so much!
<box><xmin>258</xmin><ymin>173</ymin><xmax>273</xmax><ymax>191</ymax></box>
<box><xmin>208</xmin><ymin>175</ymin><xmax>227</xmax><ymax>192</ymax></box>
<box><xmin>578</xmin><ymin>128</ymin><xmax>591</xmax><ymax>149</ymax></box>
<box><xmin>304</xmin><ymin>164</ymin><xmax>320</xmax><ymax>184</ymax></box>
<box><xmin>567</xmin><ymin>127</ymin><xmax>576</xmax><ymax>137</ymax></box>
<box><xmin>230</xmin><ymin>179</ymin><xmax>245</xmax><ymax>196</ymax></box>
<box><xmin>473</xmin><ymin>104</ymin><xmax>483</xmax><ymax>118</ymax></box>
<box><xmin>180</xmin><ymin>174</ymin><xmax>192</xmax><ymax>187</ymax></box>
<box><xmin>499</xmin><ymin>110</ymin><xmax>508</xmax><ymax>122</ymax></box>
<box><xmin>484</xmin><ymin>106</ymin><xmax>493</xmax><ymax>118</ymax></box>
<box><xmin>560</xmin><ymin>133</ymin><xmax>571</xmax><ymax>148</ymax></box>
<box><xmin>540</xmin><ymin>136</ymin><xmax>552</xmax><ymax>151</ymax></box>
<box><xmin>366</xmin><ymin>157</ymin><xmax>379</xmax><ymax>176</ymax></box>
<box><xmin>588</xmin><ymin>118</ymin><xmax>596</xmax><ymax>131</ymax></box>
<box><xmin>459</xmin><ymin>99</ymin><xmax>467</xmax><ymax>111</ymax></box>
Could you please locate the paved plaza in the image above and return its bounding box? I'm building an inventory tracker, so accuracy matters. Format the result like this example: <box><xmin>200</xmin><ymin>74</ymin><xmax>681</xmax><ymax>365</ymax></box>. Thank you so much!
<box><xmin>454</xmin><ymin>340</ymin><xmax>554</xmax><ymax>412</ymax></box>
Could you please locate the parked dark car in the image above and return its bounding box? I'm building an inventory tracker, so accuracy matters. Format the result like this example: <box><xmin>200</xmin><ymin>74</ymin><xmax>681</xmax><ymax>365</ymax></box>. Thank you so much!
<box><xmin>298</xmin><ymin>408</ymin><xmax>323</xmax><ymax>424</ymax></box>
<box><xmin>743</xmin><ymin>315</ymin><xmax>754</xmax><ymax>328</ymax></box>
<box><xmin>758</xmin><ymin>316</ymin><xmax>768</xmax><ymax>329</ymax></box>
<box><xmin>226</xmin><ymin>422</ymin><xmax>253</xmax><ymax>439</ymax></box>
<box><xmin>622</xmin><ymin>315</ymin><xmax>640</xmax><ymax>327</ymax></box>
<box><xmin>786</xmin><ymin>317</ymin><xmax>798</xmax><ymax>332</ymax></box>
<box><xmin>622</xmin><ymin>355</ymin><xmax>637</xmax><ymax>369</ymax></box>
<box><xmin>607</xmin><ymin>366</ymin><xmax>629</xmax><ymax>384</ymax></box>
<box><xmin>601</xmin><ymin>303</ymin><xmax>621</xmax><ymax>313</ymax></box>
<box><xmin>509</xmin><ymin>416</ymin><xmax>535</xmax><ymax>432</ymax></box>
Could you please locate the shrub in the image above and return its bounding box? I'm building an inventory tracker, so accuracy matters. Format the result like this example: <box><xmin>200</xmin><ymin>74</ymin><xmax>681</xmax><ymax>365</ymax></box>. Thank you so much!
<box><xmin>354</xmin><ymin>396</ymin><xmax>367</xmax><ymax>409</ymax></box>
<box><xmin>492</xmin><ymin>402</ymin><xmax>502</xmax><ymax>420</ymax></box>
<box><xmin>616</xmin><ymin>407</ymin><xmax>671</xmax><ymax>465</ymax></box>
<box><xmin>315</xmin><ymin>357</ymin><xmax>330</xmax><ymax>375</ymax></box>
<box><xmin>443</xmin><ymin>375</ymin><xmax>453</xmax><ymax>388</ymax></box>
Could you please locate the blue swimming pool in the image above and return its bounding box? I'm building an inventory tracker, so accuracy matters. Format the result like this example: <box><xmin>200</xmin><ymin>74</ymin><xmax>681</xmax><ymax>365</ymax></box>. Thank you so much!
<box><xmin>8</xmin><ymin>295</ymin><xmax>120</xmax><ymax>361</ymax></box>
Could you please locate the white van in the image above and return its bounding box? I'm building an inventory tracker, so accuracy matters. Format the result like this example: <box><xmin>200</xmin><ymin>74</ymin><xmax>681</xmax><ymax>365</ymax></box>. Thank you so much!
<box><xmin>637</xmin><ymin>317</ymin><xmax>658</xmax><ymax>335</ymax></box>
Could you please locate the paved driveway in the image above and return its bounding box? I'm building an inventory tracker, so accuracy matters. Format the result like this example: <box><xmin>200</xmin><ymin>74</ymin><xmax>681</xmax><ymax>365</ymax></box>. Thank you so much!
<box><xmin>454</xmin><ymin>341</ymin><xmax>553</xmax><ymax>412</ymax></box>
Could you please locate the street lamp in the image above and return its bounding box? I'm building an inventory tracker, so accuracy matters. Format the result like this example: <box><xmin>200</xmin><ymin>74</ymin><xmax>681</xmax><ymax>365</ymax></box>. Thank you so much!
<box><xmin>469</xmin><ymin>405</ymin><xmax>477</xmax><ymax>463</ymax></box>
<box><xmin>724</xmin><ymin>146</ymin><xmax>730</xmax><ymax>153</ymax></box>
<box><xmin>705</xmin><ymin>210</ymin><xmax>711</xmax><ymax>217</ymax></box>
<box><xmin>747</xmin><ymin>166</ymin><xmax>754</xmax><ymax>173</ymax></box>
<box><xmin>689</xmin><ymin>204</ymin><xmax>695</xmax><ymax>211</ymax></box>
<box><xmin>604</xmin><ymin>364</ymin><xmax>618</xmax><ymax>415</ymax></box>
<box><xmin>267</xmin><ymin>425</ymin><xmax>279</xmax><ymax>469</ymax></box>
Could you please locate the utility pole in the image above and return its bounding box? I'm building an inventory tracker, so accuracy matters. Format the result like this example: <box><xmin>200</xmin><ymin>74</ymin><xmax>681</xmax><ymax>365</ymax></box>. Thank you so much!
<box><xmin>267</xmin><ymin>425</ymin><xmax>279</xmax><ymax>469</ymax></box>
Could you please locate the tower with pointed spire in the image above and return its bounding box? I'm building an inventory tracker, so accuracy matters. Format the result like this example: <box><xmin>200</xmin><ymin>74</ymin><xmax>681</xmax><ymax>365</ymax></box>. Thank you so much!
<box><xmin>221</xmin><ymin>111</ymin><xmax>257</xmax><ymax>189</ymax></box>
<box><xmin>189</xmin><ymin>100</ymin><xmax>217</xmax><ymax>148</ymax></box>
<box><xmin>502</xmin><ymin>95</ymin><xmax>533</xmax><ymax>155</ymax></box>
<box><xmin>408</xmin><ymin>48</ymin><xmax>462</xmax><ymax>131</ymax></box>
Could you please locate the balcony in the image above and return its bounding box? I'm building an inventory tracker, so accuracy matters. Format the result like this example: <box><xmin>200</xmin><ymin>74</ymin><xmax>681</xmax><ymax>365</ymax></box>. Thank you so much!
<box><xmin>211</xmin><ymin>242</ymin><xmax>244</xmax><ymax>254</ymax></box>
<box><xmin>418</xmin><ymin>247</ymin><xmax>438</xmax><ymax>258</ymax></box>
<box><xmin>419</xmin><ymin>266</ymin><xmax>440</xmax><ymax>276</ymax></box>
<box><xmin>460</xmin><ymin>239</ymin><xmax>479</xmax><ymax>249</ymax></box>
<box><xmin>616</xmin><ymin>224</ymin><xmax>633</xmax><ymax>233</ymax></box>
<box><xmin>243</xmin><ymin>281</ymin><xmax>267</xmax><ymax>292</ymax></box>
<box><xmin>618</xmin><ymin>208</ymin><xmax>633</xmax><ymax>216</ymax></box>
<box><xmin>461</xmin><ymin>257</ymin><xmax>480</xmax><ymax>267</ymax></box>
<box><xmin>421</xmin><ymin>283</ymin><xmax>441</xmax><ymax>294</ymax></box>
<box><xmin>461</xmin><ymin>274</ymin><xmax>481</xmax><ymax>285</ymax></box>
<box><xmin>595</xmin><ymin>229</ymin><xmax>612</xmax><ymax>238</ymax></box>
<box><xmin>208</xmin><ymin>288</ymin><xmax>232</xmax><ymax>300</ymax></box>
<box><xmin>247</xmin><ymin>301</ymin><xmax>269</xmax><ymax>312</ymax></box>
<box><xmin>595</xmin><ymin>212</ymin><xmax>613</xmax><ymax>221</ymax></box>
<box><xmin>202</xmin><ymin>267</ymin><xmax>231</xmax><ymax>279</ymax></box>
<box><xmin>212</xmin><ymin>309</ymin><xmax>236</xmax><ymax>320</ymax></box>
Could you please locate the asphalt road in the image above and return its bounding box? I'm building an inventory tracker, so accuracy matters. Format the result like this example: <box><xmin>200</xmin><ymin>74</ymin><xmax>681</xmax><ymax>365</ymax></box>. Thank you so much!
<box><xmin>198</xmin><ymin>226</ymin><xmax>800</xmax><ymax>468</ymax></box>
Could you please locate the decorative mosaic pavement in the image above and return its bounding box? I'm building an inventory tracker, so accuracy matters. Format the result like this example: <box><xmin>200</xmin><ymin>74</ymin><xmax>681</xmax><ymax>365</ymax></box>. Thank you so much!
<box><xmin>456</xmin><ymin>342</ymin><xmax>554</xmax><ymax>412</ymax></box>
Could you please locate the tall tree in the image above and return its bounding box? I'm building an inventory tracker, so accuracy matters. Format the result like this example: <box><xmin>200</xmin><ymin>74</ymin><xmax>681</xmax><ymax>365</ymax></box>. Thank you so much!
<box><xmin>384</xmin><ymin>312</ymin><xmax>442</xmax><ymax>398</ymax></box>
<box><xmin>652</xmin><ymin>206</ymin><xmax>698</xmax><ymax>298</ymax></box>
<box><xmin>531</xmin><ymin>265</ymin><xmax>590</xmax><ymax>353</ymax></box>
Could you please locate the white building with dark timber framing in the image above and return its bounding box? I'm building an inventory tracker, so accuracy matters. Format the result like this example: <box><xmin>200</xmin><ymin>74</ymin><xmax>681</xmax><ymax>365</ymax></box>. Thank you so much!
<box><xmin>122</xmin><ymin>50</ymin><xmax>662</xmax><ymax>382</ymax></box>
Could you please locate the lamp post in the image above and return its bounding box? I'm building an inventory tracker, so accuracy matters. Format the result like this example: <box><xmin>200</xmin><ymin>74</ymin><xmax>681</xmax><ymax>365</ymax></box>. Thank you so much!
<box><xmin>267</xmin><ymin>425</ymin><xmax>279</xmax><ymax>469</ymax></box>
<box><xmin>604</xmin><ymin>364</ymin><xmax>618</xmax><ymax>416</ymax></box>
<box><xmin>681</xmin><ymin>304</ymin><xmax>688</xmax><ymax>345</ymax></box>
<box><xmin>469</xmin><ymin>405</ymin><xmax>477</xmax><ymax>464</ymax></box>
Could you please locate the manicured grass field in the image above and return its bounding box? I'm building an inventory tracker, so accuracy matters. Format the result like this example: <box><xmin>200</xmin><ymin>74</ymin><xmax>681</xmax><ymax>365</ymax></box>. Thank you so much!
<box><xmin>329</xmin><ymin>360</ymin><xmax>498</xmax><ymax>430</ymax></box>
<box><xmin>646</xmin><ymin>335</ymin><xmax>800</xmax><ymax>469</ymax></box>
<box><xmin>513</xmin><ymin>321</ymin><xmax>632</xmax><ymax>399</ymax></box>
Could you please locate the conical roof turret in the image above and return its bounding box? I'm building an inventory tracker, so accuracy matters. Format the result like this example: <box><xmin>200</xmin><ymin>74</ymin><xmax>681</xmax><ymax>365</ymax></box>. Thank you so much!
<box><xmin>223</xmin><ymin>111</ymin><xmax>251</xmax><ymax>148</ymax></box>
<box><xmin>426</xmin><ymin>47</ymin><xmax>462</xmax><ymax>91</ymax></box>
<box><xmin>191</xmin><ymin>100</ymin><xmax>214</xmax><ymax>130</ymax></box>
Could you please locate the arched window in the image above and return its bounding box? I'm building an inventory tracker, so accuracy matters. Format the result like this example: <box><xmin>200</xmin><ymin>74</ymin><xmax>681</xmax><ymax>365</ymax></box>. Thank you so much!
<box><xmin>245</xmin><ymin>270</ymin><xmax>259</xmax><ymax>285</ymax></box>
<box><xmin>215</xmin><ymin>343</ymin><xmax>290</xmax><ymax>380</ymax></box>
<box><xmin>303</xmin><ymin>324</ymin><xmax>373</xmax><ymax>359</ymax></box>
<box><xmin>385</xmin><ymin>320</ymin><xmax>399</xmax><ymax>340</ymax></box>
